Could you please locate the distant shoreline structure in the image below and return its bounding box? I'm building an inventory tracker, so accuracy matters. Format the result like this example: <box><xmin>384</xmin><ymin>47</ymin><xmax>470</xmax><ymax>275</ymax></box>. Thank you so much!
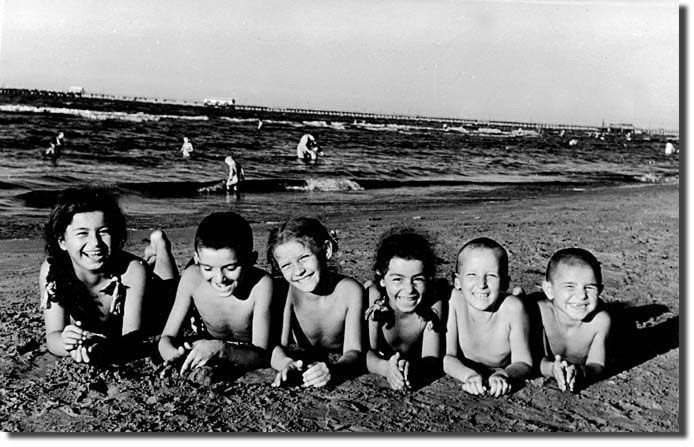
<box><xmin>0</xmin><ymin>87</ymin><xmax>678</xmax><ymax>137</ymax></box>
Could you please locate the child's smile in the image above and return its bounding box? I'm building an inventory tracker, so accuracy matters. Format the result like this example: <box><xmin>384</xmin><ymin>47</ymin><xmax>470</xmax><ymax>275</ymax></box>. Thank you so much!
<box><xmin>59</xmin><ymin>211</ymin><xmax>113</xmax><ymax>273</ymax></box>
<box><xmin>545</xmin><ymin>263</ymin><xmax>600</xmax><ymax>321</ymax></box>
<box><xmin>381</xmin><ymin>257</ymin><xmax>426</xmax><ymax>313</ymax></box>
<box><xmin>196</xmin><ymin>247</ymin><xmax>244</xmax><ymax>298</ymax></box>
<box><xmin>455</xmin><ymin>247</ymin><xmax>504</xmax><ymax>311</ymax></box>
<box><xmin>274</xmin><ymin>240</ymin><xmax>323</xmax><ymax>293</ymax></box>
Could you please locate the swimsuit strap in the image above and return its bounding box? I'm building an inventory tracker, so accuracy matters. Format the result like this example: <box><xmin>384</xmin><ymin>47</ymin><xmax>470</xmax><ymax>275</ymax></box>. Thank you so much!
<box><xmin>99</xmin><ymin>275</ymin><xmax>126</xmax><ymax>316</ymax></box>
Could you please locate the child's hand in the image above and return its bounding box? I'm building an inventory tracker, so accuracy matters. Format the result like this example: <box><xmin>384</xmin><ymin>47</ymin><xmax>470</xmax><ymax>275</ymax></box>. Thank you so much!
<box><xmin>564</xmin><ymin>363</ymin><xmax>578</xmax><ymax>393</ymax></box>
<box><xmin>62</xmin><ymin>323</ymin><xmax>85</xmax><ymax>352</ymax></box>
<box><xmin>461</xmin><ymin>374</ymin><xmax>486</xmax><ymax>395</ymax></box>
<box><xmin>552</xmin><ymin>354</ymin><xmax>570</xmax><ymax>392</ymax></box>
<box><xmin>180</xmin><ymin>339</ymin><xmax>224</xmax><ymax>374</ymax></box>
<box><xmin>271</xmin><ymin>359</ymin><xmax>304</xmax><ymax>387</ymax></box>
<box><xmin>302</xmin><ymin>361</ymin><xmax>331</xmax><ymax>388</ymax></box>
<box><xmin>69</xmin><ymin>344</ymin><xmax>93</xmax><ymax>363</ymax></box>
<box><xmin>386</xmin><ymin>352</ymin><xmax>410</xmax><ymax>390</ymax></box>
<box><xmin>160</xmin><ymin>343</ymin><xmax>186</xmax><ymax>364</ymax></box>
<box><xmin>488</xmin><ymin>372</ymin><xmax>512</xmax><ymax>397</ymax></box>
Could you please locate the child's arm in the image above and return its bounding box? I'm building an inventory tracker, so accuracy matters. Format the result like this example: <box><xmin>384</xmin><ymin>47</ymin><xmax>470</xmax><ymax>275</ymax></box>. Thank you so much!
<box><xmin>270</xmin><ymin>291</ymin><xmax>302</xmax><ymax>386</ymax></box>
<box><xmin>330</xmin><ymin>281</ymin><xmax>364</xmax><ymax>380</ymax></box>
<box><xmin>416</xmin><ymin>299</ymin><xmax>444</xmax><ymax>382</ymax></box>
<box><xmin>221</xmin><ymin>274</ymin><xmax>274</xmax><ymax>369</ymax></box>
<box><xmin>120</xmin><ymin>259</ymin><xmax>148</xmax><ymax>336</ymax></box>
<box><xmin>502</xmin><ymin>297</ymin><xmax>533</xmax><ymax>379</ymax></box>
<box><xmin>488</xmin><ymin>296</ymin><xmax>533</xmax><ymax>396</ymax></box>
<box><xmin>578</xmin><ymin>311</ymin><xmax>611</xmax><ymax>384</ymax></box>
<box><xmin>158</xmin><ymin>267</ymin><xmax>196</xmax><ymax>363</ymax></box>
<box><xmin>443</xmin><ymin>295</ymin><xmax>486</xmax><ymax>395</ymax></box>
<box><xmin>365</xmin><ymin>285</ymin><xmax>407</xmax><ymax>389</ymax></box>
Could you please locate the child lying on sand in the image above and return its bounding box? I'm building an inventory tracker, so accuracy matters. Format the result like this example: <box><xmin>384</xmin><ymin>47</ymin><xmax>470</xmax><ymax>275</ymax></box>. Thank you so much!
<box><xmin>444</xmin><ymin>237</ymin><xmax>533</xmax><ymax>397</ymax></box>
<box><xmin>158</xmin><ymin>212</ymin><xmax>273</xmax><ymax>374</ymax></box>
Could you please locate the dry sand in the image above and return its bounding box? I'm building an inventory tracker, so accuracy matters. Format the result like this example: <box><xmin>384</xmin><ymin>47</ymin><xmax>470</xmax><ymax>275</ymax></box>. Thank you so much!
<box><xmin>0</xmin><ymin>183</ymin><xmax>680</xmax><ymax>432</ymax></box>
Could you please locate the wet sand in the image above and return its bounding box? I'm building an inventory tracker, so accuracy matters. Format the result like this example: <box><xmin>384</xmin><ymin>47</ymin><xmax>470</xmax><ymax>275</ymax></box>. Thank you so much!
<box><xmin>0</xmin><ymin>183</ymin><xmax>680</xmax><ymax>432</ymax></box>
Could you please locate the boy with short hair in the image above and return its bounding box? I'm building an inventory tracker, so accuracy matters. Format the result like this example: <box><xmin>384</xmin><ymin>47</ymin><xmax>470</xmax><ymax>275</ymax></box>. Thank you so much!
<box><xmin>537</xmin><ymin>247</ymin><xmax>611</xmax><ymax>392</ymax></box>
<box><xmin>158</xmin><ymin>212</ymin><xmax>273</xmax><ymax>374</ymax></box>
<box><xmin>444</xmin><ymin>237</ymin><xmax>533</xmax><ymax>397</ymax></box>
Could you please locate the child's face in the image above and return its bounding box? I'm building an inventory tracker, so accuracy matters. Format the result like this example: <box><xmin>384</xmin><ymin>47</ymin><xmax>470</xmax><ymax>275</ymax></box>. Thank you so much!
<box><xmin>543</xmin><ymin>262</ymin><xmax>601</xmax><ymax>321</ymax></box>
<box><xmin>195</xmin><ymin>247</ymin><xmax>246</xmax><ymax>298</ymax></box>
<box><xmin>455</xmin><ymin>247</ymin><xmax>505</xmax><ymax>311</ymax></box>
<box><xmin>59</xmin><ymin>211</ymin><xmax>112</xmax><ymax>273</ymax></box>
<box><xmin>273</xmin><ymin>239</ymin><xmax>326</xmax><ymax>293</ymax></box>
<box><xmin>380</xmin><ymin>257</ymin><xmax>427</xmax><ymax>314</ymax></box>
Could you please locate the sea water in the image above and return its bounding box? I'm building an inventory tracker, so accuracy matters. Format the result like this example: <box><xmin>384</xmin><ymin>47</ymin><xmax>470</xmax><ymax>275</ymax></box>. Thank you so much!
<box><xmin>0</xmin><ymin>103</ymin><xmax>679</xmax><ymax>239</ymax></box>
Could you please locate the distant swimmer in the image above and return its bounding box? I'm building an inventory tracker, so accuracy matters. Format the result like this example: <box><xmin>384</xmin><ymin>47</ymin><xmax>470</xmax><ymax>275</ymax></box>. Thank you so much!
<box><xmin>665</xmin><ymin>142</ymin><xmax>677</xmax><ymax>155</ymax></box>
<box><xmin>296</xmin><ymin>134</ymin><xmax>323</xmax><ymax>161</ymax></box>
<box><xmin>257</xmin><ymin>119</ymin><xmax>263</xmax><ymax>131</ymax></box>
<box><xmin>55</xmin><ymin>131</ymin><xmax>65</xmax><ymax>147</ymax></box>
<box><xmin>181</xmin><ymin>136</ymin><xmax>194</xmax><ymax>158</ymax></box>
<box><xmin>225</xmin><ymin>154</ymin><xmax>245</xmax><ymax>194</ymax></box>
<box><xmin>568</xmin><ymin>138</ymin><xmax>579</xmax><ymax>147</ymax></box>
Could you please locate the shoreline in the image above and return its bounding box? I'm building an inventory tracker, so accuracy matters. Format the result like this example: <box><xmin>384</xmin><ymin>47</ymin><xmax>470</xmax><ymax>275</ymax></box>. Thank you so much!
<box><xmin>0</xmin><ymin>182</ymin><xmax>680</xmax><ymax>432</ymax></box>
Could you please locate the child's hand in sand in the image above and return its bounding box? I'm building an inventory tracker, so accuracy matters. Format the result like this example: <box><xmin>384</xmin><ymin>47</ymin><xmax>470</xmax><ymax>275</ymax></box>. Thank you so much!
<box><xmin>272</xmin><ymin>359</ymin><xmax>304</xmax><ymax>387</ymax></box>
<box><xmin>386</xmin><ymin>352</ymin><xmax>409</xmax><ymax>390</ymax></box>
<box><xmin>302</xmin><ymin>361</ymin><xmax>331</xmax><ymax>388</ymax></box>
<box><xmin>461</xmin><ymin>374</ymin><xmax>486</xmax><ymax>395</ymax></box>
<box><xmin>552</xmin><ymin>354</ymin><xmax>571</xmax><ymax>392</ymax></box>
<box><xmin>61</xmin><ymin>323</ymin><xmax>85</xmax><ymax>352</ymax></box>
<box><xmin>488</xmin><ymin>371</ymin><xmax>512</xmax><ymax>397</ymax></box>
<box><xmin>180</xmin><ymin>339</ymin><xmax>224</xmax><ymax>374</ymax></box>
<box><xmin>160</xmin><ymin>343</ymin><xmax>187</xmax><ymax>364</ymax></box>
<box><xmin>564</xmin><ymin>362</ymin><xmax>578</xmax><ymax>393</ymax></box>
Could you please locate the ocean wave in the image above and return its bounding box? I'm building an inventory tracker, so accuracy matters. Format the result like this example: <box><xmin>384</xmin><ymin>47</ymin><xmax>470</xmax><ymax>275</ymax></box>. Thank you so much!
<box><xmin>0</xmin><ymin>104</ymin><xmax>208</xmax><ymax>123</ymax></box>
<box><xmin>286</xmin><ymin>178</ymin><xmax>364</xmax><ymax>192</ymax></box>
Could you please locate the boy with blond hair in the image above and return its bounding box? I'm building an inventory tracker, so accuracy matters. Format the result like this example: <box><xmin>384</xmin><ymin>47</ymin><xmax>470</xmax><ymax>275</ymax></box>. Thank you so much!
<box><xmin>444</xmin><ymin>237</ymin><xmax>532</xmax><ymax>397</ymax></box>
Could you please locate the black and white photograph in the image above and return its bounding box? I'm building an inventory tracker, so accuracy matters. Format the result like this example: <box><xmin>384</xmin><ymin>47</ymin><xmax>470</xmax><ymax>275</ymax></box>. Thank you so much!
<box><xmin>0</xmin><ymin>0</ymin><xmax>682</xmax><ymax>434</ymax></box>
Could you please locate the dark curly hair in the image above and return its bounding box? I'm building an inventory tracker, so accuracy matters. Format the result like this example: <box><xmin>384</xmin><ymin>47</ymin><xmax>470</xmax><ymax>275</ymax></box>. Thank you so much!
<box><xmin>373</xmin><ymin>227</ymin><xmax>436</xmax><ymax>281</ymax></box>
<box><xmin>43</xmin><ymin>186</ymin><xmax>128</xmax><ymax>328</ymax></box>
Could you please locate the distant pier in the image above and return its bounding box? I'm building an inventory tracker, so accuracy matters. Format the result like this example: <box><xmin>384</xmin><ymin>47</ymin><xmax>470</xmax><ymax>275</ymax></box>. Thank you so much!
<box><xmin>0</xmin><ymin>87</ymin><xmax>678</xmax><ymax>137</ymax></box>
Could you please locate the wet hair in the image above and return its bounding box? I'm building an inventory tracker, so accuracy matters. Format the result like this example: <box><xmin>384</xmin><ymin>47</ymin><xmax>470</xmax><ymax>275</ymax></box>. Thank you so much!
<box><xmin>455</xmin><ymin>237</ymin><xmax>509</xmax><ymax>279</ymax></box>
<box><xmin>373</xmin><ymin>228</ymin><xmax>436</xmax><ymax>281</ymax></box>
<box><xmin>43</xmin><ymin>186</ymin><xmax>128</xmax><ymax>325</ymax></box>
<box><xmin>194</xmin><ymin>212</ymin><xmax>254</xmax><ymax>262</ymax></box>
<box><xmin>266</xmin><ymin>217</ymin><xmax>337</xmax><ymax>276</ymax></box>
<box><xmin>546</xmin><ymin>247</ymin><xmax>603</xmax><ymax>284</ymax></box>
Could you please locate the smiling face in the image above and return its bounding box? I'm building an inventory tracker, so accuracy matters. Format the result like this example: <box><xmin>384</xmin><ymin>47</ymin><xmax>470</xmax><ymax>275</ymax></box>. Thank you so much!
<box><xmin>273</xmin><ymin>239</ymin><xmax>328</xmax><ymax>293</ymax></box>
<box><xmin>380</xmin><ymin>257</ymin><xmax>427</xmax><ymax>314</ymax></box>
<box><xmin>195</xmin><ymin>247</ymin><xmax>246</xmax><ymax>298</ymax></box>
<box><xmin>455</xmin><ymin>247</ymin><xmax>506</xmax><ymax>311</ymax></box>
<box><xmin>543</xmin><ymin>261</ymin><xmax>601</xmax><ymax>321</ymax></box>
<box><xmin>59</xmin><ymin>211</ymin><xmax>113</xmax><ymax>275</ymax></box>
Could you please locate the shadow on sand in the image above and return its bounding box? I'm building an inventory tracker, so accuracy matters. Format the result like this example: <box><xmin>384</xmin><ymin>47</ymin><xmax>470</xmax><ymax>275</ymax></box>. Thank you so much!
<box><xmin>604</xmin><ymin>302</ymin><xmax>679</xmax><ymax>378</ymax></box>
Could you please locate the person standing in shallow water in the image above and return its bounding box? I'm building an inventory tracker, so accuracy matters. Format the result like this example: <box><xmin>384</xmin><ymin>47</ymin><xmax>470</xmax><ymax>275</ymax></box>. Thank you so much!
<box><xmin>225</xmin><ymin>154</ymin><xmax>244</xmax><ymax>197</ymax></box>
<box><xmin>181</xmin><ymin>137</ymin><xmax>194</xmax><ymax>158</ymax></box>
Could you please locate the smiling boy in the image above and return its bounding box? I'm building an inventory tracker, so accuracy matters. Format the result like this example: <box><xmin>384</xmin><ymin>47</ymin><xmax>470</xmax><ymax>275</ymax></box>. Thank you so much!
<box><xmin>444</xmin><ymin>237</ymin><xmax>533</xmax><ymax>397</ymax></box>
<box><xmin>536</xmin><ymin>248</ymin><xmax>611</xmax><ymax>392</ymax></box>
<box><xmin>158</xmin><ymin>212</ymin><xmax>273</xmax><ymax>374</ymax></box>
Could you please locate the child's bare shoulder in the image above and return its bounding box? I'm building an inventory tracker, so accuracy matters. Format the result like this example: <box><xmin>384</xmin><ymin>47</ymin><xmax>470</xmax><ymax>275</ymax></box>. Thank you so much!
<box><xmin>247</xmin><ymin>267</ymin><xmax>273</xmax><ymax>299</ymax></box>
<box><xmin>498</xmin><ymin>294</ymin><xmax>528</xmax><ymax>320</ymax></box>
<box><xmin>119</xmin><ymin>252</ymin><xmax>148</xmax><ymax>281</ymax></box>
<box><xmin>178</xmin><ymin>263</ymin><xmax>204</xmax><ymax>290</ymax></box>
<box><xmin>334</xmin><ymin>275</ymin><xmax>365</xmax><ymax>305</ymax></box>
<box><xmin>587</xmin><ymin>306</ymin><xmax>611</xmax><ymax>330</ymax></box>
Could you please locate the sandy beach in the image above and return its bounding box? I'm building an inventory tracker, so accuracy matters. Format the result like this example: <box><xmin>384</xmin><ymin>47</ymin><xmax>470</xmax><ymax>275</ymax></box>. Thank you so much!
<box><xmin>0</xmin><ymin>182</ymin><xmax>679</xmax><ymax>432</ymax></box>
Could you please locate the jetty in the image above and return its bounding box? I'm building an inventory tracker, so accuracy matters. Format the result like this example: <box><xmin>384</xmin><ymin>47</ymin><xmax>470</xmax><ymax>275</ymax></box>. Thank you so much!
<box><xmin>0</xmin><ymin>87</ymin><xmax>678</xmax><ymax>138</ymax></box>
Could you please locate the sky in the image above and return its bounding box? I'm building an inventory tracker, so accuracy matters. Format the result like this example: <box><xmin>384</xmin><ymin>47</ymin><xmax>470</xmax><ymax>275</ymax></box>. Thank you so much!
<box><xmin>0</xmin><ymin>0</ymin><xmax>679</xmax><ymax>129</ymax></box>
